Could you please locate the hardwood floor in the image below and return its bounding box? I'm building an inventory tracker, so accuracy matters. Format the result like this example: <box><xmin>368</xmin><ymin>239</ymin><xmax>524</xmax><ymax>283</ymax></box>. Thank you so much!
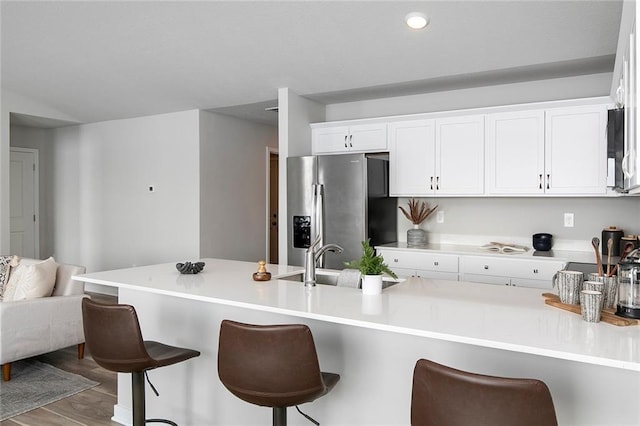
<box><xmin>1</xmin><ymin>293</ymin><xmax>120</xmax><ymax>426</ymax></box>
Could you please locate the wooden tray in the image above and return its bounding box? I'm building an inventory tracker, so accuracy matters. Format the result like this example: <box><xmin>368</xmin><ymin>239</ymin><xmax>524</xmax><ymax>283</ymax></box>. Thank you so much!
<box><xmin>541</xmin><ymin>293</ymin><xmax>640</xmax><ymax>326</ymax></box>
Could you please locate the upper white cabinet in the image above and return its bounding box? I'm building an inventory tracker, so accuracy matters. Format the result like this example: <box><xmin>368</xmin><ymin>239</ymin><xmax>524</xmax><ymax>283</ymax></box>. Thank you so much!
<box><xmin>388</xmin><ymin>119</ymin><xmax>435</xmax><ymax>196</ymax></box>
<box><xmin>312</xmin><ymin>98</ymin><xmax>610</xmax><ymax>197</ymax></box>
<box><xmin>389</xmin><ymin>115</ymin><xmax>485</xmax><ymax>196</ymax></box>
<box><xmin>486</xmin><ymin>110</ymin><xmax>545</xmax><ymax>194</ymax></box>
<box><xmin>312</xmin><ymin>123</ymin><xmax>387</xmax><ymax>154</ymax></box>
<box><xmin>544</xmin><ymin>105</ymin><xmax>607</xmax><ymax>195</ymax></box>
<box><xmin>487</xmin><ymin>105</ymin><xmax>608</xmax><ymax>195</ymax></box>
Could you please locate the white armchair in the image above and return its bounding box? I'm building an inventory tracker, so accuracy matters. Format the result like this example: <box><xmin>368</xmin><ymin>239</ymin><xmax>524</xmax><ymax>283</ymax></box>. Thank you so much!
<box><xmin>0</xmin><ymin>259</ymin><xmax>87</xmax><ymax>381</ymax></box>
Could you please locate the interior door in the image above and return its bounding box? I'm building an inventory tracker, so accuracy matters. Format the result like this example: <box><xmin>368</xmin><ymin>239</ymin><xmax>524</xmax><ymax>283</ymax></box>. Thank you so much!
<box><xmin>10</xmin><ymin>148</ymin><xmax>38</xmax><ymax>258</ymax></box>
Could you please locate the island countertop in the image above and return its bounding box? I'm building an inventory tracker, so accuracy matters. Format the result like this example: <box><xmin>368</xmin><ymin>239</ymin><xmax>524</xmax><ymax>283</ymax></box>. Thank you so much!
<box><xmin>74</xmin><ymin>258</ymin><xmax>640</xmax><ymax>372</ymax></box>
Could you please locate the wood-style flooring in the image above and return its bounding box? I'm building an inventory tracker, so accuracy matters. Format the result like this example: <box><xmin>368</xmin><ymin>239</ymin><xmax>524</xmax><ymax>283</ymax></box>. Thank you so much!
<box><xmin>1</xmin><ymin>293</ymin><xmax>120</xmax><ymax>426</ymax></box>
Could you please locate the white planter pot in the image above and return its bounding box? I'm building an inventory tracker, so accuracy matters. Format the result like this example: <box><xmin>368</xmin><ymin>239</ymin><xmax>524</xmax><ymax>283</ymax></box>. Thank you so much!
<box><xmin>362</xmin><ymin>274</ymin><xmax>383</xmax><ymax>295</ymax></box>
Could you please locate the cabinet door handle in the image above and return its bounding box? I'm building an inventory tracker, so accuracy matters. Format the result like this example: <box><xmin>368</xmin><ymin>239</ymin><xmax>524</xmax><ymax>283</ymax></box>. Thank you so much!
<box><xmin>344</xmin><ymin>135</ymin><xmax>348</xmax><ymax>148</ymax></box>
<box><xmin>484</xmin><ymin>265</ymin><xmax>489</xmax><ymax>270</ymax></box>
<box><xmin>393</xmin><ymin>258</ymin><xmax>399</xmax><ymax>263</ymax></box>
<box><xmin>546</xmin><ymin>173</ymin><xmax>550</xmax><ymax>189</ymax></box>
<box><xmin>436</xmin><ymin>176</ymin><xmax>440</xmax><ymax>190</ymax></box>
<box><xmin>533</xmin><ymin>268</ymin><xmax>539</xmax><ymax>274</ymax></box>
<box><xmin>349</xmin><ymin>134</ymin><xmax>353</xmax><ymax>148</ymax></box>
<box><xmin>539</xmin><ymin>174</ymin><xmax>543</xmax><ymax>189</ymax></box>
<box><xmin>430</xmin><ymin>176</ymin><xmax>434</xmax><ymax>190</ymax></box>
<box><xmin>434</xmin><ymin>261</ymin><xmax>439</xmax><ymax>266</ymax></box>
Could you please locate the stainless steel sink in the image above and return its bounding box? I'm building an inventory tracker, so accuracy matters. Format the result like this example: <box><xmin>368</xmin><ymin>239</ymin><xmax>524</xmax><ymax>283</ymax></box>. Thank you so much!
<box><xmin>279</xmin><ymin>269</ymin><xmax>402</xmax><ymax>288</ymax></box>
<box><xmin>279</xmin><ymin>269</ymin><xmax>340</xmax><ymax>285</ymax></box>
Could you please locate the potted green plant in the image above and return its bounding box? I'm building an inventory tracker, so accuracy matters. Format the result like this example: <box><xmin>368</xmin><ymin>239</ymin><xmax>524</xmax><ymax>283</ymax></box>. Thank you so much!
<box><xmin>345</xmin><ymin>239</ymin><xmax>397</xmax><ymax>294</ymax></box>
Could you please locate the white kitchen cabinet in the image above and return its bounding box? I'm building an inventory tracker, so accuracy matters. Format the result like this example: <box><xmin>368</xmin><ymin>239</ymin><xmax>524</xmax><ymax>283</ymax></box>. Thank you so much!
<box><xmin>460</xmin><ymin>255</ymin><xmax>565</xmax><ymax>289</ymax></box>
<box><xmin>486</xmin><ymin>110</ymin><xmax>545</xmax><ymax>194</ymax></box>
<box><xmin>389</xmin><ymin>115</ymin><xmax>485</xmax><ymax>196</ymax></box>
<box><xmin>487</xmin><ymin>105</ymin><xmax>607</xmax><ymax>196</ymax></box>
<box><xmin>388</xmin><ymin>119</ymin><xmax>435</xmax><ymax>196</ymax></box>
<box><xmin>544</xmin><ymin>105</ymin><xmax>608</xmax><ymax>195</ymax></box>
<box><xmin>377</xmin><ymin>249</ymin><xmax>459</xmax><ymax>281</ymax></box>
<box><xmin>312</xmin><ymin>123</ymin><xmax>387</xmax><ymax>154</ymax></box>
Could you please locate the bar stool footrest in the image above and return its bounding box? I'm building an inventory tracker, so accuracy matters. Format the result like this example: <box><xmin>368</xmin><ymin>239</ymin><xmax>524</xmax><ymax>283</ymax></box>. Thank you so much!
<box><xmin>145</xmin><ymin>419</ymin><xmax>178</xmax><ymax>426</ymax></box>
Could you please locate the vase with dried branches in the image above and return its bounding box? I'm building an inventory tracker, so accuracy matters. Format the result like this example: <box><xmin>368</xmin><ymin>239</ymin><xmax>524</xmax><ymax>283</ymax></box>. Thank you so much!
<box><xmin>399</xmin><ymin>199</ymin><xmax>438</xmax><ymax>247</ymax></box>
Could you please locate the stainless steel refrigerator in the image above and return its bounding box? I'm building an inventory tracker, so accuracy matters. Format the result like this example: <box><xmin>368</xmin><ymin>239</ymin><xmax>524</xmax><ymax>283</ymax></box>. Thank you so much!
<box><xmin>287</xmin><ymin>153</ymin><xmax>397</xmax><ymax>269</ymax></box>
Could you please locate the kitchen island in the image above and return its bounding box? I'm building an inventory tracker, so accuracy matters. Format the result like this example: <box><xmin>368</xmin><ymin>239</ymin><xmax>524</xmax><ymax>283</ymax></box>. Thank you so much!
<box><xmin>75</xmin><ymin>258</ymin><xmax>640</xmax><ymax>425</ymax></box>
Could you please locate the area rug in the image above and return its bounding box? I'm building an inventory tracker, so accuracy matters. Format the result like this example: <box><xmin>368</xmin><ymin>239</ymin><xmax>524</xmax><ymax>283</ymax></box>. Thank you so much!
<box><xmin>0</xmin><ymin>359</ymin><xmax>99</xmax><ymax>420</ymax></box>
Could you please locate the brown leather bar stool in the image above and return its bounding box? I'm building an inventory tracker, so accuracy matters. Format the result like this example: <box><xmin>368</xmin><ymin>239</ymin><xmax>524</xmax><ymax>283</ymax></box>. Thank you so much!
<box><xmin>217</xmin><ymin>319</ymin><xmax>340</xmax><ymax>426</ymax></box>
<box><xmin>411</xmin><ymin>358</ymin><xmax>558</xmax><ymax>426</ymax></box>
<box><xmin>82</xmin><ymin>298</ymin><xmax>200</xmax><ymax>426</ymax></box>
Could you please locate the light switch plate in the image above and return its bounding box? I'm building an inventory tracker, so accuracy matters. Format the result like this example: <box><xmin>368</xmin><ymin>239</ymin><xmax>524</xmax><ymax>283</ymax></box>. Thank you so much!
<box><xmin>564</xmin><ymin>213</ymin><xmax>574</xmax><ymax>227</ymax></box>
<box><xmin>436</xmin><ymin>211</ymin><xmax>444</xmax><ymax>223</ymax></box>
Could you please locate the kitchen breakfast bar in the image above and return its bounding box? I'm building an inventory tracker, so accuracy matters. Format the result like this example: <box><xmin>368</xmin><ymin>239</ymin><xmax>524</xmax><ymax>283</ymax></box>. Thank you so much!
<box><xmin>74</xmin><ymin>259</ymin><xmax>640</xmax><ymax>426</ymax></box>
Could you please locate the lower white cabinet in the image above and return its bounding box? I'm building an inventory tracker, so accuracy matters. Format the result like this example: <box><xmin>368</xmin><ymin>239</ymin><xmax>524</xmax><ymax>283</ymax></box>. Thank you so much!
<box><xmin>377</xmin><ymin>249</ymin><xmax>459</xmax><ymax>281</ymax></box>
<box><xmin>378</xmin><ymin>248</ymin><xmax>567</xmax><ymax>289</ymax></box>
<box><xmin>460</xmin><ymin>255</ymin><xmax>566</xmax><ymax>289</ymax></box>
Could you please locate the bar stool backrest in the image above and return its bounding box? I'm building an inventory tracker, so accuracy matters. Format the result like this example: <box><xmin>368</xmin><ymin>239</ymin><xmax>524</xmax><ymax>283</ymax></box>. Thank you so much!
<box><xmin>82</xmin><ymin>298</ymin><xmax>151</xmax><ymax>373</ymax></box>
<box><xmin>411</xmin><ymin>358</ymin><xmax>558</xmax><ymax>426</ymax></box>
<box><xmin>218</xmin><ymin>320</ymin><xmax>326</xmax><ymax>408</ymax></box>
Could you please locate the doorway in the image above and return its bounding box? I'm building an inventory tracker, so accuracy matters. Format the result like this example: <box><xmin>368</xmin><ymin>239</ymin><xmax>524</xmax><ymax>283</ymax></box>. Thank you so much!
<box><xmin>9</xmin><ymin>147</ymin><xmax>39</xmax><ymax>258</ymax></box>
<box><xmin>268</xmin><ymin>149</ymin><xmax>279</xmax><ymax>263</ymax></box>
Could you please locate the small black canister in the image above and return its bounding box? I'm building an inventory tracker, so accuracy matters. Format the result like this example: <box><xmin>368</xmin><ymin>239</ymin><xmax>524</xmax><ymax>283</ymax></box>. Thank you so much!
<box><xmin>602</xmin><ymin>226</ymin><xmax>623</xmax><ymax>256</ymax></box>
<box><xmin>532</xmin><ymin>233</ymin><xmax>553</xmax><ymax>251</ymax></box>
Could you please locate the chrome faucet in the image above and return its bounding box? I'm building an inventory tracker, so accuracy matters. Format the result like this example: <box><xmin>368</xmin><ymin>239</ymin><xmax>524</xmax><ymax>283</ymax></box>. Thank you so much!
<box><xmin>304</xmin><ymin>235</ymin><xmax>344</xmax><ymax>287</ymax></box>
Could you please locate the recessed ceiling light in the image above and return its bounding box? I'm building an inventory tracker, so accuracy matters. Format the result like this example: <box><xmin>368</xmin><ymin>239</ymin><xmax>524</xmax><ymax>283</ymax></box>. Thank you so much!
<box><xmin>405</xmin><ymin>12</ymin><xmax>429</xmax><ymax>30</ymax></box>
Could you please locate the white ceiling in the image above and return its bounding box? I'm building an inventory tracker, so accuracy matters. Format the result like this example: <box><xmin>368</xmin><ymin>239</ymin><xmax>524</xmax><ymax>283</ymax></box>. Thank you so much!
<box><xmin>1</xmin><ymin>1</ymin><xmax>623</xmax><ymax>127</ymax></box>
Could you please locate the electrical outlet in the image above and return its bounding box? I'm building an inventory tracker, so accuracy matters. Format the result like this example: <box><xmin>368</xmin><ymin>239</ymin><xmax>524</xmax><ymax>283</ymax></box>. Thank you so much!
<box><xmin>564</xmin><ymin>213</ymin><xmax>574</xmax><ymax>227</ymax></box>
<box><xmin>436</xmin><ymin>211</ymin><xmax>444</xmax><ymax>224</ymax></box>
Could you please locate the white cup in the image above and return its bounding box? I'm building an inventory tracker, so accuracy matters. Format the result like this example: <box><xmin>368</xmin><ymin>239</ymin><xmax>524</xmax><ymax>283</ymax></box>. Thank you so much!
<box><xmin>580</xmin><ymin>290</ymin><xmax>603</xmax><ymax>323</ymax></box>
<box><xmin>554</xmin><ymin>270</ymin><xmax>583</xmax><ymax>305</ymax></box>
<box><xmin>586</xmin><ymin>273</ymin><xmax>618</xmax><ymax>309</ymax></box>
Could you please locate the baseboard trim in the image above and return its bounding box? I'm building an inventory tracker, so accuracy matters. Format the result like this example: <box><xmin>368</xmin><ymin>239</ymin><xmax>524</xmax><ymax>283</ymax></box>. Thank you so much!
<box><xmin>112</xmin><ymin>404</ymin><xmax>131</xmax><ymax>426</ymax></box>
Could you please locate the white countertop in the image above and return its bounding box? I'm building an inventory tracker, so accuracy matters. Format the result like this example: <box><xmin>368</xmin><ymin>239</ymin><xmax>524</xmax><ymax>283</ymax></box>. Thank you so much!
<box><xmin>74</xmin><ymin>258</ymin><xmax>640</xmax><ymax>372</ymax></box>
<box><xmin>377</xmin><ymin>242</ymin><xmax>600</xmax><ymax>264</ymax></box>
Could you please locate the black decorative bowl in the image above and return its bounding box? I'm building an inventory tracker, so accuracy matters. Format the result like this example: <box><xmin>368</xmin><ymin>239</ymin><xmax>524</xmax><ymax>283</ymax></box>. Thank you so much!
<box><xmin>532</xmin><ymin>233</ymin><xmax>553</xmax><ymax>251</ymax></box>
<box><xmin>176</xmin><ymin>261</ymin><xmax>205</xmax><ymax>274</ymax></box>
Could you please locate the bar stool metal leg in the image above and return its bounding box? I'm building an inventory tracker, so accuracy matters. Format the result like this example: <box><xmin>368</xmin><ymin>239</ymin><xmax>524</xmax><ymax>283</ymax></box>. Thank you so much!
<box><xmin>132</xmin><ymin>372</ymin><xmax>146</xmax><ymax>426</ymax></box>
<box><xmin>273</xmin><ymin>407</ymin><xmax>287</xmax><ymax>426</ymax></box>
<box><xmin>132</xmin><ymin>371</ymin><xmax>179</xmax><ymax>426</ymax></box>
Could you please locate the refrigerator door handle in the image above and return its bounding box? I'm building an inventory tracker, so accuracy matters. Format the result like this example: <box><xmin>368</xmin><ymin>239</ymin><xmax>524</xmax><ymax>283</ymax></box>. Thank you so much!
<box><xmin>313</xmin><ymin>183</ymin><xmax>326</xmax><ymax>268</ymax></box>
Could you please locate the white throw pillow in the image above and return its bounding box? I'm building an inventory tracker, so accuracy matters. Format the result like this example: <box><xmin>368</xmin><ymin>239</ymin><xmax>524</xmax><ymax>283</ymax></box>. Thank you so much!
<box><xmin>2</xmin><ymin>257</ymin><xmax>58</xmax><ymax>301</ymax></box>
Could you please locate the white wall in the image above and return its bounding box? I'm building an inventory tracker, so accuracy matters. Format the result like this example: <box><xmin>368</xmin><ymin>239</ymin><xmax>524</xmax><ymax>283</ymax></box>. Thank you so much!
<box><xmin>199</xmin><ymin>110</ymin><xmax>277</xmax><ymax>262</ymax></box>
<box><xmin>326</xmin><ymin>73</ymin><xmax>613</xmax><ymax>121</ymax></box>
<box><xmin>1</xmin><ymin>88</ymin><xmax>80</xmax><ymax>253</ymax></box>
<box><xmin>47</xmin><ymin>110</ymin><xmax>200</xmax><ymax>272</ymax></box>
<box><xmin>277</xmin><ymin>88</ymin><xmax>326</xmax><ymax>264</ymax></box>
<box><xmin>397</xmin><ymin>197</ymin><xmax>640</xmax><ymax>251</ymax></box>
